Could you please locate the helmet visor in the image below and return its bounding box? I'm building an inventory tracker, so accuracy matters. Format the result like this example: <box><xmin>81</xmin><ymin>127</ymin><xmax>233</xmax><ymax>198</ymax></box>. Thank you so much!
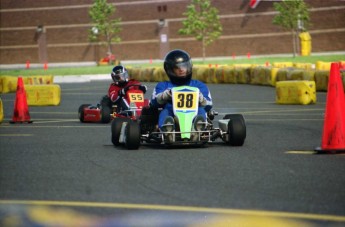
<box><xmin>111</xmin><ymin>72</ymin><xmax>123</xmax><ymax>81</ymax></box>
<box><xmin>173</xmin><ymin>61</ymin><xmax>192</xmax><ymax>77</ymax></box>
<box><xmin>111</xmin><ymin>68</ymin><xmax>128</xmax><ymax>82</ymax></box>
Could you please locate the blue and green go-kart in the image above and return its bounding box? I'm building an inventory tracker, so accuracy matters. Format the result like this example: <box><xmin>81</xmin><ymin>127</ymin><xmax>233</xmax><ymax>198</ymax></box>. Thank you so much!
<box><xmin>111</xmin><ymin>86</ymin><xmax>246</xmax><ymax>150</ymax></box>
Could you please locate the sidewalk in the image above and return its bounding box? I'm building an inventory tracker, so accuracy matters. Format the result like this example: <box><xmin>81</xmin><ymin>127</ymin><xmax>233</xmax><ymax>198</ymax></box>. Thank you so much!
<box><xmin>1</xmin><ymin>51</ymin><xmax>344</xmax><ymax>71</ymax></box>
<box><xmin>53</xmin><ymin>74</ymin><xmax>110</xmax><ymax>83</ymax></box>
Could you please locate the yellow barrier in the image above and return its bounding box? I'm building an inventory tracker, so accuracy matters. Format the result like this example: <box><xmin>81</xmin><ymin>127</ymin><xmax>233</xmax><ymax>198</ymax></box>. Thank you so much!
<box><xmin>128</xmin><ymin>68</ymin><xmax>141</xmax><ymax>81</ymax></box>
<box><xmin>125</xmin><ymin>63</ymin><xmax>343</xmax><ymax>93</ymax></box>
<box><xmin>24</xmin><ymin>75</ymin><xmax>54</xmax><ymax>85</ymax></box>
<box><xmin>315</xmin><ymin>61</ymin><xmax>332</xmax><ymax>71</ymax></box>
<box><xmin>139</xmin><ymin>67</ymin><xmax>155</xmax><ymax>82</ymax></box>
<box><xmin>232</xmin><ymin>64</ymin><xmax>253</xmax><ymax>68</ymax></box>
<box><xmin>250</xmin><ymin>67</ymin><xmax>275</xmax><ymax>86</ymax></box>
<box><xmin>275</xmin><ymin>68</ymin><xmax>314</xmax><ymax>82</ymax></box>
<box><xmin>192</xmin><ymin>67</ymin><xmax>199</xmax><ymax>81</ymax></box>
<box><xmin>276</xmin><ymin>80</ymin><xmax>316</xmax><ymax>105</ymax></box>
<box><xmin>152</xmin><ymin>67</ymin><xmax>165</xmax><ymax>82</ymax></box>
<box><xmin>215</xmin><ymin>66</ymin><xmax>234</xmax><ymax>84</ymax></box>
<box><xmin>272</xmin><ymin>62</ymin><xmax>293</xmax><ymax>68</ymax></box>
<box><xmin>25</xmin><ymin>84</ymin><xmax>61</xmax><ymax>106</ymax></box>
<box><xmin>236</xmin><ymin>68</ymin><xmax>250</xmax><ymax>84</ymax></box>
<box><xmin>270</xmin><ymin>67</ymin><xmax>281</xmax><ymax>86</ymax></box>
<box><xmin>267</xmin><ymin>67</ymin><xmax>277</xmax><ymax>86</ymax></box>
<box><xmin>250</xmin><ymin>67</ymin><xmax>264</xmax><ymax>85</ymax></box>
<box><xmin>0</xmin><ymin>76</ymin><xmax>18</xmax><ymax>93</ymax></box>
<box><xmin>289</xmin><ymin>69</ymin><xmax>314</xmax><ymax>81</ymax></box>
<box><xmin>207</xmin><ymin>67</ymin><xmax>218</xmax><ymax>84</ymax></box>
<box><xmin>0</xmin><ymin>97</ymin><xmax>3</xmax><ymax>123</ymax></box>
<box><xmin>293</xmin><ymin>62</ymin><xmax>313</xmax><ymax>70</ymax></box>
<box><xmin>226</xmin><ymin>66</ymin><xmax>238</xmax><ymax>84</ymax></box>
<box><xmin>0</xmin><ymin>75</ymin><xmax>54</xmax><ymax>93</ymax></box>
<box><xmin>314</xmin><ymin>70</ymin><xmax>329</xmax><ymax>91</ymax></box>
<box><xmin>299</xmin><ymin>32</ymin><xmax>312</xmax><ymax>56</ymax></box>
<box><xmin>195</xmin><ymin>66</ymin><xmax>209</xmax><ymax>83</ymax></box>
<box><xmin>313</xmin><ymin>70</ymin><xmax>345</xmax><ymax>92</ymax></box>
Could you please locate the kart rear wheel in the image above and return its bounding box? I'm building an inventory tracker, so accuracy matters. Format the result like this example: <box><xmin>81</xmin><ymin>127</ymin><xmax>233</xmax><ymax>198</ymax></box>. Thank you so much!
<box><xmin>226</xmin><ymin>114</ymin><xmax>246</xmax><ymax>146</ymax></box>
<box><xmin>101</xmin><ymin>106</ymin><xmax>111</xmax><ymax>123</ymax></box>
<box><xmin>125</xmin><ymin>121</ymin><xmax>141</xmax><ymax>150</ymax></box>
<box><xmin>111</xmin><ymin>118</ymin><xmax>130</xmax><ymax>146</ymax></box>
<box><xmin>78</xmin><ymin>104</ymin><xmax>91</xmax><ymax>122</ymax></box>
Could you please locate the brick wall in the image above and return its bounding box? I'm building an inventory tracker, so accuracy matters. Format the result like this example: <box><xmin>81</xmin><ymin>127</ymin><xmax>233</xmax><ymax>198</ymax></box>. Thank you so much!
<box><xmin>0</xmin><ymin>0</ymin><xmax>344</xmax><ymax>64</ymax></box>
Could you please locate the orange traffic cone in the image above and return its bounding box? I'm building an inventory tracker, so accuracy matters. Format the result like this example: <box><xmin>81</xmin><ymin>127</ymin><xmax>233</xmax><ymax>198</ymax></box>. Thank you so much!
<box><xmin>10</xmin><ymin>77</ymin><xmax>33</xmax><ymax>124</ymax></box>
<box><xmin>315</xmin><ymin>63</ymin><xmax>345</xmax><ymax>154</ymax></box>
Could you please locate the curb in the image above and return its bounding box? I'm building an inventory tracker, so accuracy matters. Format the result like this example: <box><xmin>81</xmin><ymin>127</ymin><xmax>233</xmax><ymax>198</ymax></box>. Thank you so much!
<box><xmin>53</xmin><ymin>74</ymin><xmax>110</xmax><ymax>83</ymax></box>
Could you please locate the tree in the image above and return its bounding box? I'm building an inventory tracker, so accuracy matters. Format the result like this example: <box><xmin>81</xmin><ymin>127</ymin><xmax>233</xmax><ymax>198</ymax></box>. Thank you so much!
<box><xmin>179</xmin><ymin>0</ymin><xmax>222</xmax><ymax>61</ymax></box>
<box><xmin>273</xmin><ymin>0</ymin><xmax>310</xmax><ymax>57</ymax></box>
<box><xmin>89</xmin><ymin>0</ymin><xmax>121</xmax><ymax>58</ymax></box>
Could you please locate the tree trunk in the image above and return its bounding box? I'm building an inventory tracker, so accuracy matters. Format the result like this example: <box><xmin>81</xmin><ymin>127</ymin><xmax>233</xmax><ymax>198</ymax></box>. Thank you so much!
<box><xmin>202</xmin><ymin>36</ymin><xmax>206</xmax><ymax>62</ymax></box>
<box><xmin>107</xmin><ymin>42</ymin><xmax>112</xmax><ymax>55</ymax></box>
<box><xmin>106</xmin><ymin>32</ymin><xmax>112</xmax><ymax>55</ymax></box>
<box><xmin>107</xmin><ymin>38</ymin><xmax>112</xmax><ymax>55</ymax></box>
<box><xmin>292</xmin><ymin>29</ymin><xmax>296</xmax><ymax>58</ymax></box>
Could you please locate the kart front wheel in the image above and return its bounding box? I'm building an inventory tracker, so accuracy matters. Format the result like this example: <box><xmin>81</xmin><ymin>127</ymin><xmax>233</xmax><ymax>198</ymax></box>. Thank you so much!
<box><xmin>78</xmin><ymin>104</ymin><xmax>91</xmax><ymax>122</ymax></box>
<box><xmin>125</xmin><ymin>121</ymin><xmax>141</xmax><ymax>150</ymax></box>
<box><xmin>101</xmin><ymin>106</ymin><xmax>111</xmax><ymax>123</ymax></box>
<box><xmin>111</xmin><ymin>118</ymin><xmax>130</xmax><ymax>146</ymax></box>
<box><xmin>226</xmin><ymin>114</ymin><xmax>246</xmax><ymax>146</ymax></box>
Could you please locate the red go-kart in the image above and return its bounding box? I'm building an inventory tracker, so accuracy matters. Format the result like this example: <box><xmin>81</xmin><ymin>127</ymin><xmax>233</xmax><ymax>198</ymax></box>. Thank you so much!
<box><xmin>78</xmin><ymin>85</ymin><xmax>149</xmax><ymax>123</ymax></box>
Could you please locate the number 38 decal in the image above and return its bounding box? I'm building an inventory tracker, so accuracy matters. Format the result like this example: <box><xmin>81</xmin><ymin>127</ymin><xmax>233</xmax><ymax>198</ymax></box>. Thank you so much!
<box><xmin>173</xmin><ymin>92</ymin><xmax>197</xmax><ymax>109</ymax></box>
<box><xmin>129</xmin><ymin>93</ymin><xmax>144</xmax><ymax>102</ymax></box>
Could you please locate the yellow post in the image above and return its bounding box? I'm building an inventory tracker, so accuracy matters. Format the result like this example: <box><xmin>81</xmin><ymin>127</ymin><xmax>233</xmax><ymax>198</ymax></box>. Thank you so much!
<box><xmin>299</xmin><ymin>32</ymin><xmax>312</xmax><ymax>56</ymax></box>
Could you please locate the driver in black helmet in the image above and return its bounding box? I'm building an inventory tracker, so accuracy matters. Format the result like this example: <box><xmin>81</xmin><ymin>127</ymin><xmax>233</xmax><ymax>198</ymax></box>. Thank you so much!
<box><xmin>151</xmin><ymin>49</ymin><xmax>213</xmax><ymax>133</ymax></box>
<box><xmin>100</xmin><ymin>65</ymin><xmax>147</xmax><ymax>114</ymax></box>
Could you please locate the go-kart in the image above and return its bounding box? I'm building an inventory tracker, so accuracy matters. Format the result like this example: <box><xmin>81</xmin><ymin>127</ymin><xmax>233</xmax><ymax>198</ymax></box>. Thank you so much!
<box><xmin>78</xmin><ymin>84</ymin><xmax>149</xmax><ymax>123</ymax></box>
<box><xmin>111</xmin><ymin>86</ymin><xmax>246</xmax><ymax>150</ymax></box>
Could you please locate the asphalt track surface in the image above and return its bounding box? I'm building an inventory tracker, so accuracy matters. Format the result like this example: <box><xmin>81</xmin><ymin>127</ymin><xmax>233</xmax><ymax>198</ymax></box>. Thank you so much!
<box><xmin>1</xmin><ymin>80</ymin><xmax>345</xmax><ymax>226</ymax></box>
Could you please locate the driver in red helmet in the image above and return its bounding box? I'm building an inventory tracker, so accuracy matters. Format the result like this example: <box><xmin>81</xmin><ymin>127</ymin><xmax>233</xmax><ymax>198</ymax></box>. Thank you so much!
<box><xmin>100</xmin><ymin>65</ymin><xmax>147</xmax><ymax>114</ymax></box>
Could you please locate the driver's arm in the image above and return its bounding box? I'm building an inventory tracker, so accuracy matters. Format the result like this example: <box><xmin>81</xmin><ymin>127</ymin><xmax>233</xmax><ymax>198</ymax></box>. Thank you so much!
<box><xmin>155</xmin><ymin>89</ymin><xmax>172</xmax><ymax>105</ymax></box>
<box><xmin>199</xmin><ymin>85</ymin><xmax>213</xmax><ymax>110</ymax></box>
<box><xmin>151</xmin><ymin>82</ymin><xmax>172</xmax><ymax>105</ymax></box>
<box><xmin>109</xmin><ymin>85</ymin><xmax>121</xmax><ymax>102</ymax></box>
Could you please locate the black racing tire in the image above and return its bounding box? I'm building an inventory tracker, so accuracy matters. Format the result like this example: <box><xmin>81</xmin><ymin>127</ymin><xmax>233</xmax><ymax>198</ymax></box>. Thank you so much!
<box><xmin>100</xmin><ymin>95</ymin><xmax>112</xmax><ymax>109</ymax></box>
<box><xmin>226</xmin><ymin>114</ymin><xmax>246</xmax><ymax>146</ymax></box>
<box><xmin>125</xmin><ymin>120</ymin><xmax>141</xmax><ymax>150</ymax></box>
<box><xmin>101</xmin><ymin>106</ymin><xmax>111</xmax><ymax>123</ymax></box>
<box><xmin>78</xmin><ymin>104</ymin><xmax>91</xmax><ymax>122</ymax></box>
<box><xmin>223</xmin><ymin>113</ymin><xmax>245</xmax><ymax>125</ymax></box>
<box><xmin>111</xmin><ymin>118</ymin><xmax>130</xmax><ymax>146</ymax></box>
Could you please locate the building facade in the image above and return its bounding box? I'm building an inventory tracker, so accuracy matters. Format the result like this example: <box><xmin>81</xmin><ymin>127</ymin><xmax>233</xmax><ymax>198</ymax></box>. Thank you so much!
<box><xmin>0</xmin><ymin>0</ymin><xmax>344</xmax><ymax>64</ymax></box>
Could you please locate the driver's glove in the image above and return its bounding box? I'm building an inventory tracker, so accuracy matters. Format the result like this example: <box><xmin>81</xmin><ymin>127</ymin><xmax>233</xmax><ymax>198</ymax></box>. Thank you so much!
<box><xmin>139</xmin><ymin>85</ymin><xmax>147</xmax><ymax>93</ymax></box>
<box><xmin>118</xmin><ymin>87</ymin><xmax>128</xmax><ymax>97</ymax></box>
<box><xmin>156</xmin><ymin>89</ymin><xmax>172</xmax><ymax>104</ymax></box>
<box><xmin>199</xmin><ymin>92</ymin><xmax>207</xmax><ymax>106</ymax></box>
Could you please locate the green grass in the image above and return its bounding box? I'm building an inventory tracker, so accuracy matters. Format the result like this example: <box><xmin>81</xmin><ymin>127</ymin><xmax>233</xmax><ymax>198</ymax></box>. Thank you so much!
<box><xmin>1</xmin><ymin>54</ymin><xmax>344</xmax><ymax>76</ymax></box>
<box><xmin>208</xmin><ymin>54</ymin><xmax>344</xmax><ymax>65</ymax></box>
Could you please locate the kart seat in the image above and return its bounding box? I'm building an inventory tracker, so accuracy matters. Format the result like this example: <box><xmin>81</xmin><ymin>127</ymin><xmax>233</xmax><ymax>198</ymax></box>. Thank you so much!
<box><xmin>140</xmin><ymin>105</ymin><xmax>159</xmax><ymax>133</ymax></box>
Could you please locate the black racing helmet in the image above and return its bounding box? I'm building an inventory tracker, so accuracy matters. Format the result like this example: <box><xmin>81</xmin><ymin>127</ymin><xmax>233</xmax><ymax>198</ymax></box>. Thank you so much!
<box><xmin>111</xmin><ymin>65</ymin><xmax>129</xmax><ymax>85</ymax></box>
<box><xmin>164</xmin><ymin>49</ymin><xmax>193</xmax><ymax>85</ymax></box>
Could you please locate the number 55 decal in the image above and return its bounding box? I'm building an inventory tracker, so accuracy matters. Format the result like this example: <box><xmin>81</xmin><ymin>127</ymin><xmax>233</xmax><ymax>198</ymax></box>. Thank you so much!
<box><xmin>129</xmin><ymin>93</ymin><xmax>143</xmax><ymax>102</ymax></box>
